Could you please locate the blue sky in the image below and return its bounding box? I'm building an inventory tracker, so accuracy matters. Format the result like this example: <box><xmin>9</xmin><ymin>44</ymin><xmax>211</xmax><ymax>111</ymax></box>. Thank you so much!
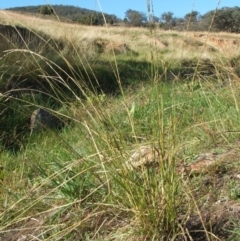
<box><xmin>1</xmin><ymin>0</ymin><xmax>239</xmax><ymax>19</ymax></box>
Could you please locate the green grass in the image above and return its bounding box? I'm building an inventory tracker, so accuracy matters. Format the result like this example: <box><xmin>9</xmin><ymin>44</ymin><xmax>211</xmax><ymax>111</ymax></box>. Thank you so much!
<box><xmin>2</xmin><ymin>78</ymin><xmax>240</xmax><ymax>239</ymax></box>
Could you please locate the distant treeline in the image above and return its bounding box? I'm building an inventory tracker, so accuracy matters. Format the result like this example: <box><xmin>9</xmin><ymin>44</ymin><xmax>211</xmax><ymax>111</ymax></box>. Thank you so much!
<box><xmin>6</xmin><ymin>5</ymin><xmax>240</xmax><ymax>32</ymax></box>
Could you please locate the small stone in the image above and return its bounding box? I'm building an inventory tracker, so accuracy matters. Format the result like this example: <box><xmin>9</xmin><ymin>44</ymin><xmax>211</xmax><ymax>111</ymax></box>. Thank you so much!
<box><xmin>30</xmin><ymin>108</ymin><xmax>64</xmax><ymax>131</ymax></box>
<box><xmin>126</xmin><ymin>145</ymin><xmax>160</xmax><ymax>169</ymax></box>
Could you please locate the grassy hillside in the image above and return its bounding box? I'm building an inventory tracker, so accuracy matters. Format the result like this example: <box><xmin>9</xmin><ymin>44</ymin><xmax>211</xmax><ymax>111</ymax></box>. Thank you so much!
<box><xmin>1</xmin><ymin>10</ymin><xmax>240</xmax><ymax>241</ymax></box>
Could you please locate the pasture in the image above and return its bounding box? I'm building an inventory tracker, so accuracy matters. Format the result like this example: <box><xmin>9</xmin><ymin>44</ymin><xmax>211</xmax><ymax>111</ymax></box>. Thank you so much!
<box><xmin>0</xmin><ymin>10</ymin><xmax>240</xmax><ymax>241</ymax></box>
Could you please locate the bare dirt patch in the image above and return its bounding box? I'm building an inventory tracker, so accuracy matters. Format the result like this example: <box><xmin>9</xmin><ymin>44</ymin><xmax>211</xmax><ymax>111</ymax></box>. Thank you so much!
<box><xmin>180</xmin><ymin>143</ymin><xmax>240</xmax><ymax>240</ymax></box>
<box><xmin>92</xmin><ymin>38</ymin><xmax>135</xmax><ymax>55</ymax></box>
<box><xmin>192</xmin><ymin>33</ymin><xmax>239</xmax><ymax>50</ymax></box>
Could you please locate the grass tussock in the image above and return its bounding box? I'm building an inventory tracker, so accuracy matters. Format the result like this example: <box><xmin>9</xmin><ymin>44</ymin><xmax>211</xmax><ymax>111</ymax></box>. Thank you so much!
<box><xmin>1</xmin><ymin>6</ymin><xmax>240</xmax><ymax>241</ymax></box>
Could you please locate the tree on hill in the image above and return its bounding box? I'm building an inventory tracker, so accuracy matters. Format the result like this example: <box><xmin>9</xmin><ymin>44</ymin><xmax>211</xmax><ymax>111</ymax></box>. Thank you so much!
<box><xmin>160</xmin><ymin>12</ymin><xmax>176</xmax><ymax>29</ymax></box>
<box><xmin>184</xmin><ymin>11</ymin><xmax>201</xmax><ymax>22</ymax></box>
<box><xmin>78</xmin><ymin>13</ymin><xmax>99</xmax><ymax>25</ymax></box>
<box><xmin>201</xmin><ymin>7</ymin><xmax>240</xmax><ymax>32</ymax></box>
<box><xmin>183</xmin><ymin>11</ymin><xmax>201</xmax><ymax>31</ymax></box>
<box><xmin>77</xmin><ymin>12</ymin><xmax>118</xmax><ymax>25</ymax></box>
<box><xmin>125</xmin><ymin>9</ymin><xmax>147</xmax><ymax>26</ymax></box>
<box><xmin>39</xmin><ymin>5</ymin><xmax>54</xmax><ymax>15</ymax></box>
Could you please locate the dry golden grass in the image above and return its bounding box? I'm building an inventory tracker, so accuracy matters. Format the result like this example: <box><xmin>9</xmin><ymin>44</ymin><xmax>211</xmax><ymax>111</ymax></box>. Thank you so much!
<box><xmin>1</xmin><ymin>10</ymin><xmax>240</xmax><ymax>63</ymax></box>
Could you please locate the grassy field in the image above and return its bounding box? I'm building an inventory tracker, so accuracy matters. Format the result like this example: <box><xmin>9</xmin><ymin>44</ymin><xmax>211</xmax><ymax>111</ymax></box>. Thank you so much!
<box><xmin>1</xmin><ymin>9</ymin><xmax>240</xmax><ymax>241</ymax></box>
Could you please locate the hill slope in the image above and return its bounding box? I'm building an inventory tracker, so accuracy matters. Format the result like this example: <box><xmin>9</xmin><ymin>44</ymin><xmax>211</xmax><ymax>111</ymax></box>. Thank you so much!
<box><xmin>5</xmin><ymin>4</ymin><xmax>120</xmax><ymax>24</ymax></box>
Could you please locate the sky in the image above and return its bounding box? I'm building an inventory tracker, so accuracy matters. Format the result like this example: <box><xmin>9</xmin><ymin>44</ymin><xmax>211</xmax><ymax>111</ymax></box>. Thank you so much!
<box><xmin>1</xmin><ymin>0</ymin><xmax>239</xmax><ymax>19</ymax></box>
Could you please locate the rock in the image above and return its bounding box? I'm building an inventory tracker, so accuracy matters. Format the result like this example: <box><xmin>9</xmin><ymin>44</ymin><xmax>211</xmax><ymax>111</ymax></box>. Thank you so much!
<box><xmin>126</xmin><ymin>145</ymin><xmax>160</xmax><ymax>170</ymax></box>
<box><xmin>182</xmin><ymin>149</ymin><xmax>238</xmax><ymax>175</ymax></box>
<box><xmin>30</xmin><ymin>108</ymin><xmax>64</xmax><ymax>131</ymax></box>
